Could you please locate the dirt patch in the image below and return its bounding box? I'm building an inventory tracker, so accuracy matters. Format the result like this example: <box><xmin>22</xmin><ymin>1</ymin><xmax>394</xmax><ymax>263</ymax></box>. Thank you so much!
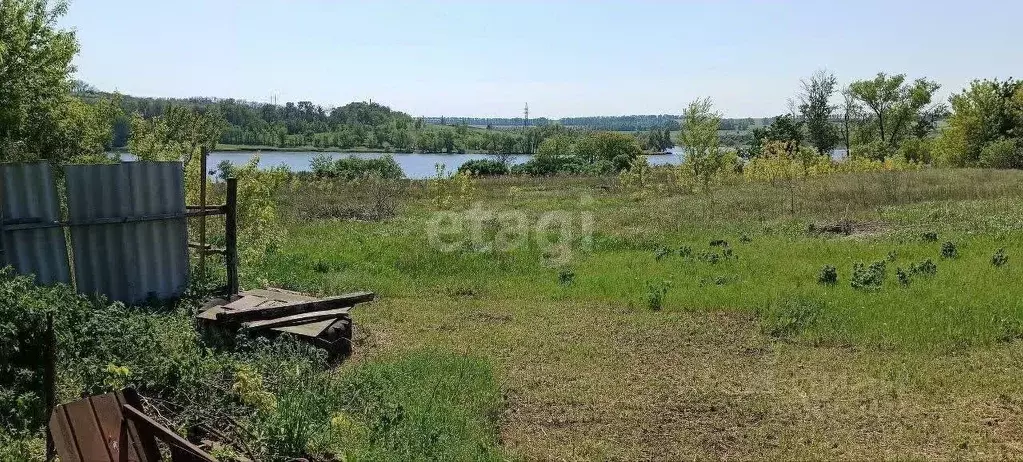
<box><xmin>808</xmin><ymin>218</ymin><xmax>886</xmax><ymax>236</ymax></box>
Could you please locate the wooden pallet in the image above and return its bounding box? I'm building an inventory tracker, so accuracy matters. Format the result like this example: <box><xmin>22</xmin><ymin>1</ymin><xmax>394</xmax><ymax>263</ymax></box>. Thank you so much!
<box><xmin>197</xmin><ymin>288</ymin><xmax>374</xmax><ymax>358</ymax></box>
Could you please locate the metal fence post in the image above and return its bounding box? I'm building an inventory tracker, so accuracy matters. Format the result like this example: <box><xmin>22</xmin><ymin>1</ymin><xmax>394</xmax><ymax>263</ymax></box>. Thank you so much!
<box><xmin>225</xmin><ymin>178</ymin><xmax>239</xmax><ymax>297</ymax></box>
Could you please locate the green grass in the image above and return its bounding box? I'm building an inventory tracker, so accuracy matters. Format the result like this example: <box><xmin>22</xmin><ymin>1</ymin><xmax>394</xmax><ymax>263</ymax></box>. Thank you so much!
<box><xmin>247</xmin><ymin>167</ymin><xmax>1023</xmax><ymax>458</ymax></box>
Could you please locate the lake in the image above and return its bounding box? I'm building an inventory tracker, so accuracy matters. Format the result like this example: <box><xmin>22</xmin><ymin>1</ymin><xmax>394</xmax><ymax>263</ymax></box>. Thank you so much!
<box><xmin>202</xmin><ymin>149</ymin><xmax>687</xmax><ymax>179</ymax></box>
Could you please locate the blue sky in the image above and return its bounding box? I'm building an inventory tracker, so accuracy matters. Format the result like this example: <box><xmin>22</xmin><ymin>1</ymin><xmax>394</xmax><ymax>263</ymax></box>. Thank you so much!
<box><xmin>63</xmin><ymin>0</ymin><xmax>1022</xmax><ymax>118</ymax></box>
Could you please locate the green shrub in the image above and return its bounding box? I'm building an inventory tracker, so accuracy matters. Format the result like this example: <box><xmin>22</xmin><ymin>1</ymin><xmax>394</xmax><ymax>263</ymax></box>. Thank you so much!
<box><xmin>896</xmin><ymin>267</ymin><xmax>911</xmax><ymax>286</ymax></box>
<box><xmin>457</xmin><ymin>159</ymin><xmax>509</xmax><ymax>176</ymax></box>
<box><xmin>817</xmin><ymin>265</ymin><xmax>838</xmax><ymax>285</ymax></box>
<box><xmin>992</xmin><ymin>248</ymin><xmax>1009</xmax><ymax>267</ymax></box>
<box><xmin>558</xmin><ymin>268</ymin><xmax>576</xmax><ymax>285</ymax></box>
<box><xmin>645</xmin><ymin>280</ymin><xmax>672</xmax><ymax>311</ymax></box>
<box><xmin>312</xmin><ymin>154</ymin><xmax>405</xmax><ymax>180</ymax></box>
<box><xmin>851</xmin><ymin>260</ymin><xmax>886</xmax><ymax>290</ymax></box>
<box><xmin>941</xmin><ymin>241</ymin><xmax>958</xmax><ymax>259</ymax></box>
<box><xmin>979</xmin><ymin>138</ymin><xmax>1023</xmax><ymax>169</ymax></box>
<box><xmin>910</xmin><ymin>259</ymin><xmax>938</xmax><ymax>276</ymax></box>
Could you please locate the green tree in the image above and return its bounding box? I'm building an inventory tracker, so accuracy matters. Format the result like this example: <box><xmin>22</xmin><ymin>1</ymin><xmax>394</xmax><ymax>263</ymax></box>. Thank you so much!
<box><xmin>799</xmin><ymin>70</ymin><xmax>839</xmax><ymax>155</ymax></box>
<box><xmin>0</xmin><ymin>0</ymin><xmax>116</xmax><ymax>162</ymax></box>
<box><xmin>847</xmin><ymin>73</ymin><xmax>943</xmax><ymax>157</ymax></box>
<box><xmin>679</xmin><ymin>98</ymin><xmax>728</xmax><ymax>194</ymax></box>
<box><xmin>934</xmin><ymin>78</ymin><xmax>1023</xmax><ymax>167</ymax></box>
<box><xmin>575</xmin><ymin>131</ymin><xmax>642</xmax><ymax>172</ymax></box>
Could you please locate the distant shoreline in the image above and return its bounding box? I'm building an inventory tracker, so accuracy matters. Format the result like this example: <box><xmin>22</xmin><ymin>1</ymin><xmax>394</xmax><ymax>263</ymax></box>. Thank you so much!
<box><xmin>110</xmin><ymin>144</ymin><xmax>678</xmax><ymax>155</ymax></box>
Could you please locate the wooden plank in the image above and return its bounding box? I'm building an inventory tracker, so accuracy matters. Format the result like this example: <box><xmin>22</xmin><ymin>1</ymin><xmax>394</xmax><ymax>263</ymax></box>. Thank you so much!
<box><xmin>63</xmin><ymin>398</ymin><xmax>114</xmax><ymax>460</ymax></box>
<box><xmin>123</xmin><ymin>405</ymin><xmax>217</xmax><ymax>461</ymax></box>
<box><xmin>242</xmin><ymin>308</ymin><xmax>351</xmax><ymax>330</ymax></box>
<box><xmin>221</xmin><ymin>295</ymin><xmax>268</xmax><ymax>311</ymax></box>
<box><xmin>117</xmin><ymin>389</ymin><xmax>159</xmax><ymax>461</ymax></box>
<box><xmin>275</xmin><ymin>318</ymin><xmax>336</xmax><ymax>338</ymax></box>
<box><xmin>89</xmin><ymin>393</ymin><xmax>141</xmax><ymax>462</ymax></box>
<box><xmin>49</xmin><ymin>407</ymin><xmax>83</xmax><ymax>462</ymax></box>
<box><xmin>216</xmin><ymin>292</ymin><xmax>374</xmax><ymax>323</ymax></box>
<box><xmin>245</xmin><ymin>288</ymin><xmax>315</xmax><ymax>303</ymax></box>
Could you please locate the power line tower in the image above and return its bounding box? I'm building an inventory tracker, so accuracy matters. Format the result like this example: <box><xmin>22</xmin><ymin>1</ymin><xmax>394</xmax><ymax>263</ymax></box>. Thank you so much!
<box><xmin>523</xmin><ymin>103</ymin><xmax>530</xmax><ymax>128</ymax></box>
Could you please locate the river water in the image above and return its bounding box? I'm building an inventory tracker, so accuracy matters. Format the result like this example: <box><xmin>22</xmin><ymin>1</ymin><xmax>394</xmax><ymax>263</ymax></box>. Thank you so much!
<box><xmin>203</xmin><ymin>149</ymin><xmax>686</xmax><ymax>179</ymax></box>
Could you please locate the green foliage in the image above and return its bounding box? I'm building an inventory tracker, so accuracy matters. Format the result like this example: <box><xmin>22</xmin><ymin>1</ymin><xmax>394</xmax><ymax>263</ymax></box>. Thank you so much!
<box><xmin>909</xmin><ymin>259</ymin><xmax>938</xmax><ymax>277</ymax></box>
<box><xmin>679</xmin><ymin>98</ymin><xmax>729</xmax><ymax>193</ymax></box>
<box><xmin>817</xmin><ymin>265</ymin><xmax>838</xmax><ymax>285</ymax></box>
<box><xmin>847</xmin><ymin>73</ymin><xmax>944</xmax><ymax>158</ymax></box>
<box><xmin>979</xmin><ymin>138</ymin><xmax>1023</xmax><ymax>169</ymax></box>
<box><xmin>310</xmin><ymin>154</ymin><xmax>405</xmax><ymax>180</ymax></box>
<box><xmin>558</xmin><ymin>268</ymin><xmax>576</xmax><ymax>285</ymax></box>
<box><xmin>645</xmin><ymin>280</ymin><xmax>672</xmax><ymax>311</ymax></box>
<box><xmin>760</xmin><ymin>297</ymin><xmax>824</xmax><ymax>339</ymax></box>
<box><xmin>0</xmin><ymin>0</ymin><xmax>117</xmax><ymax>162</ymax></box>
<box><xmin>941</xmin><ymin>241</ymin><xmax>958</xmax><ymax>259</ymax></box>
<box><xmin>922</xmin><ymin>231</ymin><xmax>938</xmax><ymax>242</ymax></box>
<box><xmin>232</xmin><ymin>157</ymin><xmax>291</xmax><ymax>269</ymax></box>
<box><xmin>935</xmin><ymin>78</ymin><xmax>1023</xmax><ymax>167</ymax></box>
<box><xmin>851</xmin><ymin>260</ymin><xmax>886</xmax><ymax>290</ymax></box>
<box><xmin>744</xmin><ymin>115</ymin><xmax>804</xmax><ymax>160</ymax></box>
<box><xmin>640</xmin><ymin>127</ymin><xmax>673</xmax><ymax>151</ymax></box>
<box><xmin>992</xmin><ymin>248</ymin><xmax>1009</xmax><ymax>267</ymax></box>
<box><xmin>896</xmin><ymin>267</ymin><xmax>911</xmax><ymax>286</ymax></box>
<box><xmin>427</xmin><ymin>165</ymin><xmax>477</xmax><ymax>209</ymax></box>
<box><xmin>574</xmin><ymin>131</ymin><xmax>642</xmax><ymax>173</ymax></box>
<box><xmin>128</xmin><ymin>105</ymin><xmax>225</xmax><ymax>162</ymax></box>
<box><xmin>457</xmin><ymin>159</ymin><xmax>509</xmax><ymax>176</ymax></box>
<box><xmin>799</xmin><ymin>70</ymin><xmax>840</xmax><ymax>155</ymax></box>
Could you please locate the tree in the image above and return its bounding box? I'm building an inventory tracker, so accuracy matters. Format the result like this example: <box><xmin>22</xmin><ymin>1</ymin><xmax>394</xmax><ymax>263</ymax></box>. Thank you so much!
<box><xmin>679</xmin><ymin>98</ymin><xmax>728</xmax><ymax>195</ymax></box>
<box><xmin>935</xmin><ymin>78</ymin><xmax>1023</xmax><ymax>167</ymax></box>
<box><xmin>744</xmin><ymin>114</ymin><xmax>804</xmax><ymax>159</ymax></box>
<box><xmin>574</xmin><ymin>131</ymin><xmax>642</xmax><ymax>172</ymax></box>
<box><xmin>839</xmin><ymin>87</ymin><xmax>861</xmax><ymax>158</ymax></box>
<box><xmin>0</xmin><ymin>0</ymin><xmax>116</xmax><ymax>162</ymax></box>
<box><xmin>799</xmin><ymin>70</ymin><xmax>839</xmax><ymax>155</ymax></box>
<box><xmin>847</xmin><ymin>73</ymin><xmax>943</xmax><ymax>157</ymax></box>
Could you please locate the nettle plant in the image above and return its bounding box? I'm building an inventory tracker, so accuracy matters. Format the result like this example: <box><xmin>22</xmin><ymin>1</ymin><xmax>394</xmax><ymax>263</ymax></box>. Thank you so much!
<box><xmin>817</xmin><ymin>265</ymin><xmax>838</xmax><ymax>285</ymax></box>
<box><xmin>851</xmin><ymin>260</ymin><xmax>887</xmax><ymax>291</ymax></box>
<box><xmin>645</xmin><ymin>280</ymin><xmax>672</xmax><ymax>311</ymax></box>
<box><xmin>992</xmin><ymin>248</ymin><xmax>1009</xmax><ymax>267</ymax></box>
<box><xmin>941</xmin><ymin>241</ymin><xmax>958</xmax><ymax>259</ymax></box>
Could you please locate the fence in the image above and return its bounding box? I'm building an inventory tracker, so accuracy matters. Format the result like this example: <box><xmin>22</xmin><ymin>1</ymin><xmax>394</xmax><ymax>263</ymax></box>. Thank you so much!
<box><xmin>0</xmin><ymin>161</ymin><xmax>238</xmax><ymax>303</ymax></box>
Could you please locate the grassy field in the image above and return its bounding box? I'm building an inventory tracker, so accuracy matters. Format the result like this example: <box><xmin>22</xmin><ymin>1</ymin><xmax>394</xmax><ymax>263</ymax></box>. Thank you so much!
<box><xmin>241</xmin><ymin>168</ymin><xmax>1023</xmax><ymax>459</ymax></box>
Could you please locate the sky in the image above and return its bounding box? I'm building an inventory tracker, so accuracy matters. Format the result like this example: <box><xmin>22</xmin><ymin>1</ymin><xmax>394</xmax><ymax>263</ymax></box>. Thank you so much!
<box><xmin>62</xmin><ymin>0</ymin><xmax>1022</xmax><ymax>118</ymax></box>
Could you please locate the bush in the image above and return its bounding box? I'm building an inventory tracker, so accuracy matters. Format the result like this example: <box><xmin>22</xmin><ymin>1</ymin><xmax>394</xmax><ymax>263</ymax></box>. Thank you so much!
<box><xmin>312</xmin><ymin>154</ymin><xmax>405</xmax><ymax>180</ymax></box>
<box><xmin>979</xmin><ymin>138</ymin><xmax>1023</xmax><ymax>169</ymax></box>
<box><xmin>851</xmin><ymin>260</ymin><xmax>886</xmax><ymax>290</ymax></box>
<box><xmin>645</xmin><ymin>280</ymin><xmax>671</xmax><ymax>311</ymax></box>
<box><xmin>457</xmin><ymin>159</ymin><xmax>509</xmax><ymax>176</ymax></box>
<box><xmin>941</xmin><ymin>241</ymin><xmax>958</xmax><ymax>259</ymax></box>
<box><xmin>992</xmin><ymin>248</ymin><xmax>1009</xmax><ymax>267</ymax></box>
<box><xmin>817</xmin><ymin>265</ymin><xmax>838</xmax><ymax>285</ymax></box>
<box><xmin>910</xmin><ymin>259</ymin><xmax>938</xmax><ymax>276</ymax></box>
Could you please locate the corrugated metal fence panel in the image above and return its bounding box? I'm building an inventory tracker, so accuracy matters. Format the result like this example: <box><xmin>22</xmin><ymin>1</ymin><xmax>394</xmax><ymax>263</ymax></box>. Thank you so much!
<box><xmin>0</xmin><ymin>163</ymin><xmax>71</xmax><ymax>284</ymax></box>
<box><xmin>123</xmin><ymin>161</ymin><xmax>189</xmax><ymax>301</ymax></box>
<box><xmin>65</xmin><ymin>162</ymin><xmax>189</xmax><ymax>303</ymax></box>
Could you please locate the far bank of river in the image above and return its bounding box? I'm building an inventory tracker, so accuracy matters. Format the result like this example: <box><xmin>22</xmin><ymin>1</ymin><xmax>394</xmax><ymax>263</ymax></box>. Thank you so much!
<box><xmin>204</xmin><ymin>149</ymin><xmax>686</xmax><ymax>179</ymax></box>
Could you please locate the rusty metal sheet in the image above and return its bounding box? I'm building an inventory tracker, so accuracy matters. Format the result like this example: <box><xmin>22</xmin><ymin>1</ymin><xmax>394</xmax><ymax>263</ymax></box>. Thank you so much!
<box><xmin>0</xmin><ymin>163</ymin><xmax>71</xmax><ymax>284</ymax></box>
<box><xmin>65</xmin><ymin>162</ymin><xmax>188</xmax><ymax>303</ymax></box>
